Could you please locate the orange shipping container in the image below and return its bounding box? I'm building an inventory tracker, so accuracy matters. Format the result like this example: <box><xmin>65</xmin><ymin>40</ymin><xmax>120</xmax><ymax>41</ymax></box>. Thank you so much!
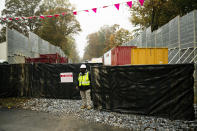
<box><xmin>131</xmin><ymin>48</ymin><xmax>168</xmax><ymax>65</ymax></box>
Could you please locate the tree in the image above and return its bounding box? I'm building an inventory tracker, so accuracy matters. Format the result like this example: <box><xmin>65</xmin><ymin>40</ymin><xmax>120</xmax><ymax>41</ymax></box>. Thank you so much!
<box><xmin>0</xmin><ymin>27</ymin><xmax>6</xmax><ymax>43</ymax></box>
<box><xmin>0</xmin><ymin>0</ymin><xmax>81</xmax><ymax>59</ymax></box>
<box><xmin>100</xmin><ymin>24</ymin><xmax>119</xmax><ymax>52</ymax></box>
<box><xmin>170</xmin><ymin>0</ymin><xmax>197</xmax><ymax>16</ymax></box>
<box><xmin>1</xmin><ymin>0</ymin><xmax>42</xmax><ymax>36</ymax></box>
<box><xmin>130</xmin><ymin>0</ymin><xmax>197</xmax><ymax>31</ymax></box>
<box><xmin>36</xmin><ymin>8</ymin><xmax>81</xmax><ymax>45</ymax></box>
<box><xmin>62</xmin><ymin>37</ymin><xmax>80</xmax><ymax>63</ymax></box>
<box><xmin>36</xmin><ymin>0</ymin><xmax>81</xmax><ymax>57</ymax></box>
<box><xmin>107</xmin><ymin>28</ymin><xmax>133</xmax><ymax>49</ymax></box>
<box><xmin>83</xmin><ymin>25</ymin><xmax>133</xmax><ymax>60</ymax></box>
<box><xmin>83</xmin><ymin>33</ymin><xmax>100</xmax><ymax>60</ymax></box>
<box><xmin>69</xmin><ymin>43</ymin><xmax>80</xmax><ymax>63</ymax></box>
<box><xmin>83</xmin><ymin>25</ymin><xmax>118</xmax><ymax>60</ymax></box>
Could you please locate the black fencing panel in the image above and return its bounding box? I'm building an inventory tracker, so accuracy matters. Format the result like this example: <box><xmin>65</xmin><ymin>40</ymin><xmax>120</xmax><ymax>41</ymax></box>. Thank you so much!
<box><xmin>91</xmin><ymin>64</ymin><xmax>195</xmax><ymax>120</ymax></box>
<box><xmin>0</xmin><ymin>64</ymin><xmax>15</xmax><ymax>97</ymax></box>
<box><xmin>0</xmin><ymin>63</ymin><xmax>102</xmax><ymax>99</ymax></box>
<box><xmin>31</xmin><ymin>63</ymin><xmax>80</xmax><ymax>99</ymax></box>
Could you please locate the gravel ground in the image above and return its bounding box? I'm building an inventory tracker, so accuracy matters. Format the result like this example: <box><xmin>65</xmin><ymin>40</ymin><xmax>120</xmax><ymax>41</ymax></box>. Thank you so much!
<box><xmin>21</xmin><ymin>98</ymin><xmax>197</xmax><ymax>130</ymax></box>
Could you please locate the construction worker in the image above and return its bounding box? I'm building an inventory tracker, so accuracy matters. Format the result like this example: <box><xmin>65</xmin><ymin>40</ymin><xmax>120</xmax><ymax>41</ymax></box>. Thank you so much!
<box><xmin>76</xmin><ymin>64</ymin><xmax>92</xmax><ymax>110</ymax></box>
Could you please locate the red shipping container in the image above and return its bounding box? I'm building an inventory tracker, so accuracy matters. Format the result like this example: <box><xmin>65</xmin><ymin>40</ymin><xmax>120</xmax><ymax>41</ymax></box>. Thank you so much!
<box><xmin>40</xmin><ymin>53</ymin><xmax>60</xmax><ymax>63</ymax></box>
<box><xmin>40</xmin><ymin>53</ymin><xmax>60</xmax><ymax>59</ymax></box>
<box><xmin>111</xmin><ymin>46</ymin><xmax>136</xmax><ymax>65</ymax></box>
<box><xmin>40</xmin><ymin>53</ymin><xmax>61</xmax><ymax>63</ymax></box>
<box><xmin>25</xmin><ymin>53</ymin><xmax>67</xmax><ymax>64</ymax></box>
<box><xmin>25</xmin><ymin>58</ymin><xmax>33</xmax><ymax>63</ymax></box>
<box><xmin>59</xmin><ymin>57</ymin><xmax>68</xmax><ymax>63</ymax></box>
<box><xmin>26</xmin><ymin>58</ymin><xmax>53</xmax><ymax>63</ymax></box>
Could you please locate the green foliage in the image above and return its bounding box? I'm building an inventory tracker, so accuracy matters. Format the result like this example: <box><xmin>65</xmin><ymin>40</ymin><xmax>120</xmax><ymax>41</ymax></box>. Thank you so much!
<box><xmin>0</xmin><ymin>0</ymin><xmax>81</xmax><ymax>62</ymax></box>
<box><xmin>36</xmin><ymin>7</ymin><xmax>81</xmax><ymax>46</ymax></box>
<box><xmin>36</xmin><ymin>0</ymin><xmax>81</xmax><ymax>61</ymax></box>
<box><xmin>130</xmin><ymin>0</ymin><xmax>197</xmax><ymax>31</ymax></box>
<box><xmin>0</xmin><ymin>27</ymin><xmax>6</xmax><ymax>43</ymax></box>
<box><xmin>108</xmin><ymin>28</ymin><xmax>133</xmax><ymax>48</ymax></box>
<box><xmin>68</xmin><ymin>40</ymin><xmax>80</xmax><ymax>63</ymax></box>
<box><xmin>1</xmin><ymin>0</ymin><xmax>42</xmax><ymax>35</ymax></box>
<box><xmin>61</xmin><ymin>36</ymin><xmax>80</xmax><ymax>63</ymax></box>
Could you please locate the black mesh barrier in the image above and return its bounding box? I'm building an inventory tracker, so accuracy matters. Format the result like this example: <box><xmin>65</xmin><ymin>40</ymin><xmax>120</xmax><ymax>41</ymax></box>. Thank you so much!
<box><xmin>0</xmin><ymin>63</ymin><xmax>102</xmax><ymax>99</ymax></box>
<box><xmin>91</xmin><ymin>64</ymin><xmax>195</xmax><ymax>120</ymax></box>
<box><xmin>0</xmin><ymin>64</ymin><xmax>17</xmax><ymax>97</ymax></box>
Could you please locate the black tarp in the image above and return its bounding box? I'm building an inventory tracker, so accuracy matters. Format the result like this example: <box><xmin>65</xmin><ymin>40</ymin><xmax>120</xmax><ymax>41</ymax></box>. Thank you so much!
<box><xmin>0</xmin><ymin>63</ymin><xmax>102</xmax><ymax>99</ymax></box>
<box><xmin>91</xmin><ymin>64</ymin><xmax>195</xmax><ymax>120</ymax></box>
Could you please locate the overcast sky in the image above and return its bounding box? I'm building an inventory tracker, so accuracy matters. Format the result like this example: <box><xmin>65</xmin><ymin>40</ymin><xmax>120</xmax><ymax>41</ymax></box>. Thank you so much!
<box><xmin>0</xmin><ymin>0</ymin><xmax>135</xmax><ymax>57</ymax></box>
<box><xmin>69</xmin><ymin>0</ymin><xmax>134</xmax><ymax>57</ymax></box>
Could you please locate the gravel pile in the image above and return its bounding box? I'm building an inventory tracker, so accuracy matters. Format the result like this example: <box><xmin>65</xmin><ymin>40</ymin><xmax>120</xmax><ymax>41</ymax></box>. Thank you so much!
<box><xmin>22</xmin><ymin>98</ymin><xmax>197</xmax><ymax>130</ymax></box>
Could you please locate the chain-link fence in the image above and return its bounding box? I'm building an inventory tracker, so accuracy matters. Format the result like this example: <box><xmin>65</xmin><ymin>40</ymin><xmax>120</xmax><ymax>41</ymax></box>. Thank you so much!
<box><xmin>7</xmin><ymin>28</ymin><xmax>66</xmax><ymax>64</ymax></box>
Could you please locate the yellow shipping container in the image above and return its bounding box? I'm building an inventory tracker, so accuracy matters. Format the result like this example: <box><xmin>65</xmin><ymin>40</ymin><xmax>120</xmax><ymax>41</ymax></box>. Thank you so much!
<box><xmin>131</xmin><ymin>48</ymin><xmax>168</xmax><ymax>65</ymax></box>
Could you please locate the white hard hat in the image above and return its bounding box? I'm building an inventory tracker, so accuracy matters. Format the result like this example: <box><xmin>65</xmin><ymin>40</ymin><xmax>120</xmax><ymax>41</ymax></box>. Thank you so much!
<box><xmin>80</xmin><ymin>64</ymin><xmax>86</xmax><ymax>69</ymax></box>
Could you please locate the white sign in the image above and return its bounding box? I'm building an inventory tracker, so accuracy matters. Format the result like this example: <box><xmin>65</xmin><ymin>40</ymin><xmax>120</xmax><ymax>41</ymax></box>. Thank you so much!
<box><xmin>60</xmin><ymin>72</ymin><xmax>73</xmax><ymax>83</ymax></box>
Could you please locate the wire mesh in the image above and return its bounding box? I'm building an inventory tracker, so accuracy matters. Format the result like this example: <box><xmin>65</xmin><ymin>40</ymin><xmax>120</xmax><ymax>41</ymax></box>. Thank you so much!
<box><xmin>180</xmin><ymin>11</ymin><xmax>194</xmax><ymax>48</ymax></box>
<box><xmin>42</xmin><ymin>40</ymin><xmax>50</xmax><ymax>54</ymax></box>
<box><xmin>180</xmin><ymin>48</ymin><xmax>194</xmax><ymax>63</ymax></box>
<box><xmin>56</xmin><ymin>46</ymin><xmax>61</xmax><ymax>54</ymax></box>
<box><xmin>155</xmin><ymin>28</ymin><xmax>163</xmax><ymax>47</ymax></box>
<box><xmin>136</xmin><ymin>34</ymin><xmax>142</xmax><ymax>47</ymax></box>
<box><xmin>169</xmin><ymin>16</ymin><xmax>179</xmax><ymax>48</ymax></box>
<box><xmin>29</xmin><ymin>32</ymin><xmax>39</xmax><ymax>57</ymax></box>
<box><xmin>7</xmin><ymin>29</ymin><xmax>66</xmax><ymax>64</ymax></box>
<box><xmin>38</xmin><ymin>39</ymin><xmax>50</xmax><ymax>54</ymax></box>
<box><xmin>141</xmin><ymin>30</ymin><xmax>146</xmax><ymax>47</ymax></box>
<box><xmin>195</xmin><ymin>10</ymin><xmax>197</xmax><ymax>47</ymax></box>
<box><xmin>146</xmin><ymin>27</ymin><xmax>156</xmax><ymax>47</ymax></box>
<box><xmin>126</xmin><ymin>37</ymin><xmax>138</xmax><ymax>46</ymax></box>
<box><xmin>146</xmin><ymin>27</ymin><xmax>152</xmax><ymax>47</ymax></box>
<box><xmin>8</xmin><ymin>56</ymin><xmax>25</xmax><ymax>64</ymax></box>
<box><xmin>7</xmin><ymin>28</ymin><xmax>15</xmax><ymax>56</ymax></box>
<box><xmin>124</xmin><ymin>38</ymin><xmax>138</xmax><ymax>46</ymax></box>
<box><xmin>168</xmin><ymin>48</ymin><xmax>180</xmax><ymax>64</ymax></box>
<box><xmin>161</xmin><ymin>23</ymin><xmax>170</xmax><ymax>48</ymax></box>
<box><xmin>121</xmin><ymin>10</ymin><xmax>197</xmax><ymax>64</ymax></box>
<box><xmin>50</xmin><ymin>44</ymin><xmax>57</xmax><ymax>54</ymax></box>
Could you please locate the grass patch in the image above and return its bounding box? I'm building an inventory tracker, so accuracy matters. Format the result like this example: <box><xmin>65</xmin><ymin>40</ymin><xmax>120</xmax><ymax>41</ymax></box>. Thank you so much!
<box><xmin>0</xmin><ymin>97</ymin><xmax>29</xmax><ymax>109</ymax></box>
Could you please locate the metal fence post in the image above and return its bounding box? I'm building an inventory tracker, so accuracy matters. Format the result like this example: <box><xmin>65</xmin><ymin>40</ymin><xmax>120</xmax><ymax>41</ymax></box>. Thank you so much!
<box><xmin>194</xmin><ymin>10</ymin><xmax>197</xmax><ymax>62</ymax></box>
<box><xmin>193</xmin><ymin>10</ymin><xmax>197</xmax><ymax>105</ymax></box>
<box><xmin>146</xmin><ymin>28</ymin><xmax>147</xmax><ymax>48</ymax></box>
<box><xmin>155</xmin><ymin>31</ymin><xmax>157</xmax><ymax>48</ymax></box>
<box><xmin>178</xmin><ymin>16</ymin><xmax>181</xmax><ymax>63</ymax></box>
<box><xmin>161</xmin><ymin>28</ymin><xmax>163</xmax><ymax>47</ymax></box>
<box><xmin>6</xmin><ymin>27</ymin><xmax>8</xmax><ymax>62</ymax></box>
